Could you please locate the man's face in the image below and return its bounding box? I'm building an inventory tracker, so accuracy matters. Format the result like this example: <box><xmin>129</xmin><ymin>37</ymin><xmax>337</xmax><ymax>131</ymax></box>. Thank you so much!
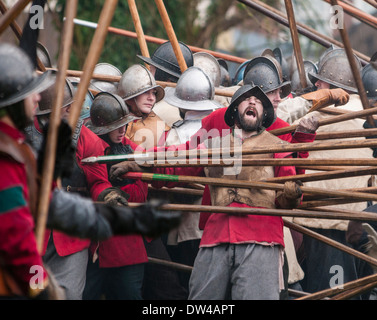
<box><xmin>24</xmin><ymin>92</ymin><xmax>41</xmax><ymax>123</ymax></box>
<box><xmin>265</xmin><ymin>88</ymin><xmax>281</xmax><ymax>112</ymax></box>
<box><xmin>315</xmin><ymin>79</ymin><xmax>330</xmax><ymax>90</ymax></box>
<box><xmin>236</xmin><ymin>95</ymin><xmax>264</xmax><ymax>132</ymax></box>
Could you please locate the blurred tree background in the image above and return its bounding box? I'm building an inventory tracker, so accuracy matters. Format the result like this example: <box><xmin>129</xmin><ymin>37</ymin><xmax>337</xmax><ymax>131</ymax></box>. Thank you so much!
<box><xmin>52</xmin><ymin>0</ymin><xmax>304</xmax><ymax>72</ymax></box>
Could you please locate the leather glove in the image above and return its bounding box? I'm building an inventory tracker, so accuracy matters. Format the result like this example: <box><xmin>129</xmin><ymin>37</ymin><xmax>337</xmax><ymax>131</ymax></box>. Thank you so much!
<box><xmin>98</xmin><ymin>187</ymin><xmax>130</xmax><ymax>206</ymax></box>
<box><xmin>109</xmin><ymin>161</ymin><xmax>151</xmax><ymax>182</ymax></box>
<box><xmin>295</xmin><ymin>115</ymin><xmax>319</xmax><ymax>134</ymax></box>
<box><xmin>37</xmin><ymin>118</ymin><xmax>75</xmax><ymax>180</ymax></box>
<box><xmin>302</xmin><ymin>88</ymin><xmax>349</xmax><ymax>112</ymax></box>
<box><xmin>276</xmin><ymin>181</ymin><xmax>303</xmax><ymax>209</ymax></box>
<box><xmin>99</xmin><ymin>200</ymin><xmax>181</xmax><ymax>238</ymax></box>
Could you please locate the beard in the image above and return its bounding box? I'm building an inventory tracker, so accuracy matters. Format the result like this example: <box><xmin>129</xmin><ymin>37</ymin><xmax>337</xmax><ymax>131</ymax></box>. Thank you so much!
<box><xmin>236</xmin><ymin>106</ymin><xmax>263</xmax><ymax>132</ymax></box>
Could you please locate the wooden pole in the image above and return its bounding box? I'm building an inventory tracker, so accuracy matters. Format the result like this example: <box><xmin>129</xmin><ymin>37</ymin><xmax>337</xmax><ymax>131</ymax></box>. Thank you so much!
<box><xmin>284</xmin><ymin>0</ymin><xmax>307</xmax><ymax>89</ymax></box>
<box><xmin>323</xmin><ymin>0</ymin><xmax>377</xmax><ymax>30</ymax></box>
<box><xmin>0</xmin><ymin>0</ymin><xmax>46</xmax><ymax>71</ymax></box>
<box><xmin>238</xmin><ymin>0</ymin><xmax>369</xmax><ymax>64</ymax></box>
<box><xmin>154</xmin><ymin>0</ymin><xmax>187</xmax><ymax>73</ymax></box>
<box><xmin>283</xmin><ymin>219</ymin><xmax>377</xmax><ymax>269</ymax></box>
<box><xmin>145</xmin><ymin>158</ymin><xmax>377</xmax><ymax>168</ymax></box>
<box><xmin>127</xmin><ymin>0</ymin><xmax>150</xmax><ymax>69</ymax></box>
<box><xmin>71</xmin><ymin>17</ymin><xmax>247</xmax><ymax>64</ymax></box>
<box><xmin>265</xmin><ymin>166</ymin><xmax>377</xmax><ymax>184</ymax></box>
<box><xmin>123</xmin><ymin>172</ymin><xmax>377</xmax><ymax>204</ymax></box>
<box><xmin>124</xmin><ymin>202</ymin><xmax>377</xmax><ymax>223</ymax></box>
<box><xmin>296</xmin><ymin>271</ymin><xmax>377</xmax><ymax>300</ymax></box>
<box><xmin>269</xmin><ymin>105</ymin><xmax>377</xmax><ymax>136</ymax></box>
<box><xmin>0</xmin><ymin>0</ymin><xmax>30</xmax><ymax>34</ymax></box>
<box><xmin>330</xmin><ymin>279</ymin><xmax>377</xmax><ymax>300</ymax></box>
<box><xmin>35</xmin><ymin>0</ymin><xmax>77</xmax><ymax>253</ymax></box>
<box><xmin>330</xmin><ymin>0</ymin><xmax>375</xmax><ymax>127</ymax></box>
<box><xmin>68</xmin><ymin>0</ymin><xmax>118</xmax><ymax>129</ymax></box>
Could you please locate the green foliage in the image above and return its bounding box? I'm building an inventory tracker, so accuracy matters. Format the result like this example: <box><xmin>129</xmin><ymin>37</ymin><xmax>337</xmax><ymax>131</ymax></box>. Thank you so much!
<box><xmin>56</xmin><ymin>0</ymin><xmax>193</xmax><ymax>72</ymax></box>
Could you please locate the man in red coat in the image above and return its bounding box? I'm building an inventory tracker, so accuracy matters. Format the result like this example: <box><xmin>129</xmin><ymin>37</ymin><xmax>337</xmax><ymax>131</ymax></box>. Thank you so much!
<box><xmin>26</xmin><ymin>77</ymin><xmax>129</xmax><ymax>300</ymax></box>
<box><xmin>0</xmin><ymin>43</ymin><xmax>63</xmax><ymax>299</ymax></box>
<box><xmin>110</xmin><ymin>84</ymin><xmax>304</xmax><ymax>299</ymax></box>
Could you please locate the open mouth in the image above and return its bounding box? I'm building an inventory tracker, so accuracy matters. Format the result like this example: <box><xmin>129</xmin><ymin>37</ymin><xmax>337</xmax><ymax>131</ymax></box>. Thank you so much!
<box><xmin>245</xmin><ymin>107</ymin><xmax>256</xmax><ymax>117</ymax></box>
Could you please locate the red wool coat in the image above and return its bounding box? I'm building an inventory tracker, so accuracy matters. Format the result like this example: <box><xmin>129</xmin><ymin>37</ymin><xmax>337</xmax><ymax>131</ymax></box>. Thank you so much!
<box><xmin>0</xmin><ymin>121</ymin><xmax>48</xmax><ymax>296</ymax></box>
<box><xmin>89</xmin><ymin>136</ymin><xmax>148</xmax><ymax>268</ymax></box>
<box><xmin>42</xmin><ymin>125</ymin><xmax>114</xmax><ymax>256</ymax></box>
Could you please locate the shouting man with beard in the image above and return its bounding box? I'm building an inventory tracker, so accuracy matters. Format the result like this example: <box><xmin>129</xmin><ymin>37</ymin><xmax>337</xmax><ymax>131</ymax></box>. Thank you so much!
<box><xmin>109</xmin><ymin>84</ymin><xmax>303</xmax><ymax>300</ymax></box>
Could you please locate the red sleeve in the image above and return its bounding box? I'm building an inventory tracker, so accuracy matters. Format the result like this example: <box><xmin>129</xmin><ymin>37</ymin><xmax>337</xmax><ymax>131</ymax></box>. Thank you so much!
<box><xmin>77</xmin><ymin>126</ymin><xmax>113</xmax><ymax>201</ymax></box>
<box><xmin>0</xmin><ymin>158</ymin><xmax>48</xmax><ymax>296</ymax></box>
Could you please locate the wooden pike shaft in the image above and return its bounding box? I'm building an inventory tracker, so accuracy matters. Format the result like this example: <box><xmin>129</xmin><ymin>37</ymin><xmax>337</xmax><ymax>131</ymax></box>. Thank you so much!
<box><xmin>127</xmin><ymin>0</ymin><xmax>150</xmax><ymax>65</ymax></box>
<box><xmin>269</xmin><ymin>105</ymin><xmax>377</xmax><ymax>136</ymax></box>
<box><xmin>68</xmin><ymin>0</ymin><xmax>118</xmax><ymax>129</ymax></box>
<box><xmin>72</xmin><ymin>17</ymin><xmax>247</xmax><ymax>64</ymax></box>
<box><xmin>125</xmin><ymin>202</ymin><xmax>377</xmax><ymax>223</ymax></box>
<box><xmin>238</xmin><ymin>0</ymin><xmax>369</xmax><ymax>64</ymax></box>
<box><xmin>265</xmin><ymin>166</ymin><xmax>377</xmax><ymax>184</ymax></box>
<box><xmin>35</xmin><ymin>0</ymin><xmax>77</xmax><ymax>253</ymax></box>
<box><xmin>330</xmin><ymin>0</ymin><xmax>374</xmax><ymax>127</ymax></box>
<box><xmin>0</xmin><ymin>0</ymin><xmax>30</xmax><ymax>34</ymax></box>
<box><xmin>324</xmin><ymin>0</ymin><xmax>377</xmax><ymax>30</ymax></box>
<box><xmin>0</xmin><ymin>0</ymin><xmax>45</xmax><ymax>71</ymax></box>
<box><xmin>284</xmin><ymin>0</ymin><xmax>307</xmax><ymax>89</ymax></box>
<box><xmin>148</xmin><ymin>158</ymin><xmax>377</xmax><ymax>167</ymax></box>
<box><xmin>123</xmin><ymin>172</ymin><xmax>377</xmax><ymax>203</ymax></box>
<box><xmin>296</xmin><ymin>271</ymin><xmax>377</xmax><ymax>300</ymax></box>
<box><xmin>330</xmin><ymin>279</ymin><xmax>377</xmax><ymax>300</ymax></box>
<box><xmin>154</xmin><ymin>0</ymin><xmax>187</xmax><ymax>73</ymax></box>
<box><xmin>284</xmin><ymin>219</ymin><xmax>377</xmax><ymax>270</ymax></box>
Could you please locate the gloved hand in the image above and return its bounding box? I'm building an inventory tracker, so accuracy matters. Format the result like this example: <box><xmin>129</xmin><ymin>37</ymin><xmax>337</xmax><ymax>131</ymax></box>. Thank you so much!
<box><xmin>109</xmin><ymin>160</ymin><xmax>151</xmax><ymax>182</ymax></box>
<box><xmin>100</xmin><ymin>200</ymin><xmax>182</xmax><ymax>238</ymax></box>
<box><xmin>302</xmin><ymin>88</ymin><xmax>349</xmax><ymax>112</ymax></box>
<box><xmin>98</xmin><ymin>187</ymin><xmax>130</xmax><ymax>206</ymax></box>
<box><xmin>276</xmin><ymin>181</ymin><xmax>303</xmax><ymax>209</ymax></box>
<box><xmin>37</xmin><ymin>118</ymin><xmax>75</xmax><ymax>180</ymax></box>
<box><xmin>295</xmin><ymin>115</ymin><xmax>319</xmax><ymax>134</ymax></box>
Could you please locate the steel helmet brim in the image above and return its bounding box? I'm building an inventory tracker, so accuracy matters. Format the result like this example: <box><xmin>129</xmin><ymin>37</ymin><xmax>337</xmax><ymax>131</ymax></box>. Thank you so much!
<box><xmin>308</xmin><ymin>71</ymin><xmax>358</xmax><ymax>94</ymax></box>
<box><xmin>90</xmin><ymin>113</ymin><xmax>141</xmax><ymax>136</ymax></box>
<box><xmin>164</xmin><ymin>86</ymin><xmax>223</xmax><ymax>111</ymax></box>
<box><xmin>137</xmin><ymin>54</ymin><xmax>182</xmax><ymax>80</ymax></box>
<box><xmin>0</xmin><ymin>69</ymin><xmax>56</xmax><ymax>109</ymax></box>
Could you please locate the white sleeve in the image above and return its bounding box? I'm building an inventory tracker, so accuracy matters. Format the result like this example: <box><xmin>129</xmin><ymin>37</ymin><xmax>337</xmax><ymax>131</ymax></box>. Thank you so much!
<box><xmin>276</xmin><ymin>97</ymin><xmax>312</xmax><ymax>124</ymax></box>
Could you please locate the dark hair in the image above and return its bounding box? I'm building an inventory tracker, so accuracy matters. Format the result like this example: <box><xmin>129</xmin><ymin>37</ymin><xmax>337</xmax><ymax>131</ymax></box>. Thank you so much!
<box><xmin>5</xmin><ymin>100</ymin><xmax>29</xmax><ymax>131</ymax></box>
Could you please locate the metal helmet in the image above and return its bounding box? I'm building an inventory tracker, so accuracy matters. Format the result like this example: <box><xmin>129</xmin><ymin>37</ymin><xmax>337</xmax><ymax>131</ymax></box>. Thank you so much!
<box><xmin>89</xmin><ymin>63</ymin><xmax>122</xmax><ymax>94</ymax></box>
<box><xmin>217</xmin><ymin>58</ymin><xmax>231</xmax><ymax>87</ymax></box>
<box><xmin>137</xmin><ymin>41</ymin><xmax>194</xmax><ymax>82</ymax></box>
<box><xmin>164</xmin><ymin>66</ymin><xmax>223</xmax><ymax>111</ymax></box>
<box><xmin>37</xmin><ymin>42</ymin><xmax>52</xmax><ymax>68</ymax></box>
<box><xmin>224</xmin><ymin>83</ymin><xmax>274</xmax><ymax>128</ymax></box>
<box><xmin>193</xmin><ymin>52</ymin><xmax>221</xmax><ymax>87</ymax></box>
<box><xmin>69</xmin><ymin>77</ymin><xmax>94</xmax><ymax>120</ymax></box>
<box><xmin>232</xmin><ymin>60</ymin><xmax>250</xmax><ymax>85</ymax></box>
<box><xmin>35</xmin><ymin>75</ymin><xmax>75</xmax><ymax>115</ymax></box>
<box><xmin>90</xmin><ymin>92</ymin><xmax>140</xmax><ymax>136</ymax></box>
<box><xmin>117</xmin><ymin>64</ymin><xmax>165</xmax><ymax>102</ymax></box>
<box><xmin>291</xmin><ymin>61</ymin><xmax>318</xmax><ymax>95</ymax></box>
<box><xmin>243</xmin><ymin>56</ymin><xmax>292</xmax><ymax>98</ymax></box>
<box><xmin>0</xmin><ymin>43</ymin><xmax>54</xmax><ymax>108</ymax></box>
<box><xmin>308</xmin><ymin>48</ymin><xmax>360</xmax><ymax>93</ymax></box>
<box><xmin>262</xmin><ymin>47</ymin><xmax>290</xmax><ymax>82</ymax></box>
<box><xmin>362</xmin><ymin>63</ymin><xmax>377</xmax><ymax>101</ymax></box>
